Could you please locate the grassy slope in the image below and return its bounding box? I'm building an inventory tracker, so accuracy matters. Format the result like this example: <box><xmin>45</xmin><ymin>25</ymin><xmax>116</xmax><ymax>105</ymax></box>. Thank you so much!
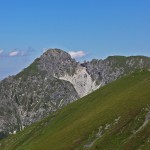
<box><xmin>1</xmin><ymin>70</ymin><xmax>150</xmax><ymax>150</ymax></box>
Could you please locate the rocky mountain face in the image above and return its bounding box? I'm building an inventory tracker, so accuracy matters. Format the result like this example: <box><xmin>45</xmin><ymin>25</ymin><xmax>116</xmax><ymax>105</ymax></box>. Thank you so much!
<box><xmin>0</xmin><ymin>49</ymin><xmax>150</xmax><ymax>138</ymax></box>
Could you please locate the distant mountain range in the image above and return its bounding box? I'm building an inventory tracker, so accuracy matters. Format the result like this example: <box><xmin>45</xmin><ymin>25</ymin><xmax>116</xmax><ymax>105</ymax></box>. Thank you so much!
<box><xmin>0</xmin><ymin>48</ymin><xmax>150</xmax><ymax>139</ymax></box>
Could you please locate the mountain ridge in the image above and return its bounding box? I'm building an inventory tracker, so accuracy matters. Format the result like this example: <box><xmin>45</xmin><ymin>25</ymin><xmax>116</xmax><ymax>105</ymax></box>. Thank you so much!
<box><xmin>0</xmin><ymin>48</ymin><xmax>150</xmax><ymax>137</ymax></box>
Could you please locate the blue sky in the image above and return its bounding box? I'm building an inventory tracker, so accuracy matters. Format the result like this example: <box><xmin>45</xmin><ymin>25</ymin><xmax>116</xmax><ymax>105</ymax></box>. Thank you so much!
<box><xmin>0</xmin><ymin>0</ymin><xmax>150</xmax><ymax>79</ymax></box>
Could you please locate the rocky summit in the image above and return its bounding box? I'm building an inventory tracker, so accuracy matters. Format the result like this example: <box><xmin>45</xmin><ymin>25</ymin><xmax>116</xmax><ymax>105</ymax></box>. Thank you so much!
<box><xmin>0</xmin><ymin>48</ymin><xmax>150</xmax><ymax>138</ymax></box>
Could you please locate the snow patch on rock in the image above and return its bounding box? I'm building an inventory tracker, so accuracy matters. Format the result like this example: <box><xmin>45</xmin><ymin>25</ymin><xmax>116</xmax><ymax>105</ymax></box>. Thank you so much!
<box><xmin>58</xmin><ymin>66</ymin><xmax>101</xmax><ymax>97</ymax></box>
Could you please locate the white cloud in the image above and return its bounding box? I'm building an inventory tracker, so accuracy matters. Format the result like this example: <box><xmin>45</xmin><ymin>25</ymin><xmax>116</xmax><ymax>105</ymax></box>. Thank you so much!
<box><xmin>68</xmin><ymin>51</ymin><xmax>86</xmax><ymax>58</ymax></box>
<box><xmin>42</xmin><ymin>48</ymin><xmax>48</xmax><ymax>53</ymax></box>
<box><xmin>9</xmin><ymin>51</ymin><xmax>20</xmax><ymax>56</ymax></box>
<box><xmin>0</xmin><ymin>49</ymin><xmax>3</xmax><ymax>54</ymax></box>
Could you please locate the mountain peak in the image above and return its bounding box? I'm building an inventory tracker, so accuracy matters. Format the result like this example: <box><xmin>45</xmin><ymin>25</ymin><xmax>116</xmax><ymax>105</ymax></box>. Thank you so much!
<box><xmin>38</xmin><ymin>48</ymin><xmax>78</xmax><ymax>77</ymax></box>
<box><xmin>42</xmin><ymin>48</ymin><xmax>72</xmax><ymax>60</ymax></box>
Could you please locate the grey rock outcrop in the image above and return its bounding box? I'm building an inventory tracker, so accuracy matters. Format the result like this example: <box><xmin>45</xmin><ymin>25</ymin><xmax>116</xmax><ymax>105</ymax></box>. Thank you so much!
<box><xmin>0</xmin><ymin>49</ymin><xmax>150</xmax><ymax>138</ymax></box>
